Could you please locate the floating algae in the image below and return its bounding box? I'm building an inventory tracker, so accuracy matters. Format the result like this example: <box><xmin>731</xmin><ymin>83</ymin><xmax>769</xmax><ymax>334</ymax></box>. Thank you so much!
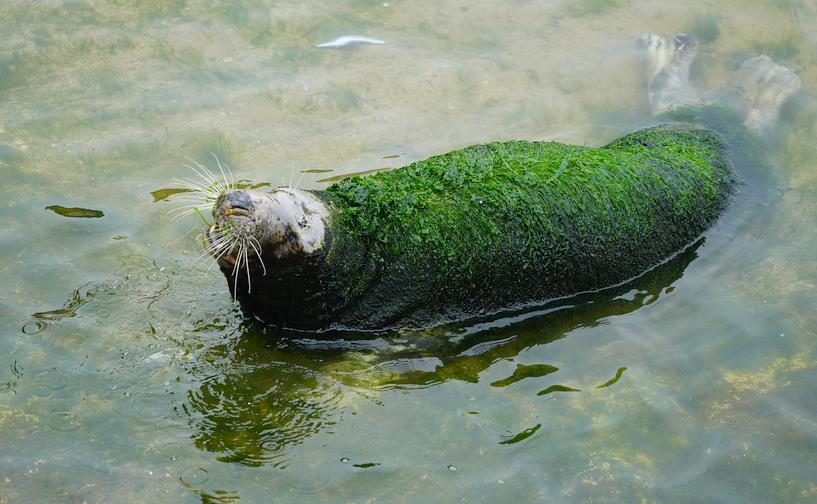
<box><xmin>45</xmin><ymin>205</ymin><xmax>105</xmax><ymax>218</ymax></box>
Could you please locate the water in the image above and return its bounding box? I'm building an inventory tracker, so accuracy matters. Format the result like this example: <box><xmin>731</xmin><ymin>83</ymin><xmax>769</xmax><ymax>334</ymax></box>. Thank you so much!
<box><xmin>2</xmin><ymin>0</ymin><xmax>817</xmax><ymax>502</ymax></box>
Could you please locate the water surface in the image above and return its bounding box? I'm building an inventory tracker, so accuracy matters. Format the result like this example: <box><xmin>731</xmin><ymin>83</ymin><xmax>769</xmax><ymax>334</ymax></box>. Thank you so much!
<box><xmin>2</xmin><ymin>0</ymin><xmax>817</xmax><ymax>502</ymax></box>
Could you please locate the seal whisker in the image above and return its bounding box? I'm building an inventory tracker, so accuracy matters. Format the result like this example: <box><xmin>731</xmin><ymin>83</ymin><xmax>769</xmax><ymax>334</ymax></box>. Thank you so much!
<box><xmin>168</xmin><ymin>203</ymin><xmax>210</xmax><ymax>214</ymax></box>
<box><xmin>169</xmin><ymin>166</ymin><xmax>224</xmax><ymax>228</ymax></box>
<box><xmin>211</xmin><ymin>154</ymin><xmax>234</xmax><ymax>195</ymax></box>
<box><xmin>242</xmin><ymin>241</ymin><xmax>252</xmax><ymax>293</ymax></box>
<box><xmin>192</xmin><ymin>254</ymin><xmax>217</xmax><ymax>271</ymax></box>
<box><xmin>175</xmin><ymin>179</ymin><xmax>220</xmax><ymax>205</ymax></box>
<box><xmin>203</xmin><ymin>244</ymin><xmax>232</xmax><ymax>273</ymax></box>
<box><xmin>224</xmin><ymin>242</ymin><xmax>240</xmax><ymax>278</ymax></box>
<box><xmin>194</xmin><ymin>230</ymin><xmax>233</xmax><ymax>266</ymax></box>
<box><xmin>184</xmin><ymin>159</ymin><xmax>225</xmax><ymax>197</ymax></box>
<box><xmin>193</xmin><ymin>183</ymin><xmax>221</xmax><ymax>202</ymax></box>
<box><xmin>177</xmin><ymin>174</ymin><xmax>213</xmax><ymax>189</ymax></box>
<box><xmin>247</xmin><ymin>236</ymin><xmax>267</xmax><ymax>276</ymax></box>
<box><xmin>182</xmin><ymin>161</ymin><xmax>220</xmax><ymax>190</ymax></box>
<box><xmin>230</xmin><ymin>241</ymin><xmax>243</xmax><ymax>278</ymax></box>
<box><xmin>168</xmin><ymin>203</ymin><xmax>214</xmax><ymax>223</ymax></box>
<box><xmin>192</xmin><ymin>240</ymin><xmax>230</xmax><ymax>269</ymax></box>
<box><xmin>168</xmin><ymin>209</ymin><xmax>204</xmax><ymax>221</ymax></box>
<box><xmin>203</xmin><ymin>234</ymin><xmax>232</xmax><ymax>252</ymax></box>
<box><xmin>293</xmin><ymin>171</ymin><xmax>306</xmax><ymax>191</ymax></box>
<box><xmin>170</xmin><ymin>202</ymin><xmax>213</xmax><ymax>216</ymax></box>
<box><xmin>171</xmin><ymin>211</ymin><xmax>207</xmax><ymax>224</ymax></box>
<box><xmin>213</xmin><ymin>157</ymin><xmax>230</xmax><ymax>194</ymax></box>
<box><xmin>186</xmin><ymin>158</ymin><xmax>220</xmax><ymax>185</ymax></box>
<box><xmin>195</xmin><ymin>244</ymin><xmax>231</xmax><ymax>271</ymax></box>
<box><xmin>203</xmin><ymin>245</ymin><xmax>232</xmax><ymax>270</ymax></box>
<box><xmin>168</xmin><ymin>207</ymin><xmax>197</xmax><ymax>218</ymax></box>
<box><xmin>169</xmin><ymin>194</ymin><xmax>212</xmax><ymax>204</ymax></box>
<box><xmin>169</xmin><ymin>198</ymin><xmax>212</xmax><ymax>208</ymax></box>
<box><xmin>209</xmin><ymin>228</ymin><xmax>234</xmax><ymax>245</ymax></box>
<box><xmin>171</xmin><ymin>200</ymin><xmax>212</xmax><ymax>218</ymax></box>
<box><xmin>191</xmin><ymin>251</ymin><xmax>217</xmax><ymax>270</ymax></box>
<box><xmin>203</xmin><ymin>241</ymin><xmax>231</xmax><ymax>259</ymax></box>
<box><xmin>177</xmin><ymin>177</ymin><xmax>219</xmax><ymax>196</ymax></box>
<box><xmin>170</xmin><ymin>210</ymin><xmax>198</xmax><ymax>223</ymax></box>
<box><xmin>223</xmin><ymin>159</ymin><xmax>236</xmax><ymax>188</ymax></box>
<box><xmin>231</xmin><ymin>242</ymin><xmax>245</xmax><ymax>301</ymax></box>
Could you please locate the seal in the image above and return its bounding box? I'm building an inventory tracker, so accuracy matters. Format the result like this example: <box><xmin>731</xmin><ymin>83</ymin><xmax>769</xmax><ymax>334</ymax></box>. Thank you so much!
<box><xmin>200</xmin><ymin>33</ymin><xmax>800</xmax><ymax>332</ymax></box>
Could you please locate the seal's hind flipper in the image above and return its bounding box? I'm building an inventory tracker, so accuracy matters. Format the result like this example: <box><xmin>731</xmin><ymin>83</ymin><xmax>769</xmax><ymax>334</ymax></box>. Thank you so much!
<box><xmin>639</xmin><ymin>33</ymin><xmax>673</xmax><ymax>82</ymax></box>
<box><xmin>639</xmin><ymin>32</ymin><xmax>702</xmax><ymax>115</ymax></box>
<box><xmin>735</xmin><ymin>56</ymin><xmax>802</xmax><ymax>132</ymax></box>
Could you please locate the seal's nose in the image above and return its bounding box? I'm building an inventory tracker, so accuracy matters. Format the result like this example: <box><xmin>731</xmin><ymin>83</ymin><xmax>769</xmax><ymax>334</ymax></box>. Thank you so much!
<box><xmin>220</xmin><ymin>190</ymin><xmax>255</xmax><ymax>217</ymax></box>
<box><xmin>224</xmin><ymin>191</ymin><xmax>254</xmax><ymax>212</ymax></box>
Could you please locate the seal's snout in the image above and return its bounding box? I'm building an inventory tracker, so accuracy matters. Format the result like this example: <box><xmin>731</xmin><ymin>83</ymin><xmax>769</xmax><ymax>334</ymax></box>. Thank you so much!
<box><xmin>223</xmin><ymin>190</ymin><xmax>254</xmax><ymax>217</ymax></box>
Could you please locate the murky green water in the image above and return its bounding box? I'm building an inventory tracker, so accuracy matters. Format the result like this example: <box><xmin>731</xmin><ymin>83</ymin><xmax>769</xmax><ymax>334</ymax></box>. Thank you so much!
<box><xmin>2</xmin><ymin>1</ymin><xmax>817</xmax><ymax>502</ymax></box>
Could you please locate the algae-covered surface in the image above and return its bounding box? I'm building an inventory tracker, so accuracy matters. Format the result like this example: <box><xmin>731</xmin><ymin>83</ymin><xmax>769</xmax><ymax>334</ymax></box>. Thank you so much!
<box><xmin>2</xmin><ymin>0</ymin><xmax>817</xmax><ymax>502</ymax></box>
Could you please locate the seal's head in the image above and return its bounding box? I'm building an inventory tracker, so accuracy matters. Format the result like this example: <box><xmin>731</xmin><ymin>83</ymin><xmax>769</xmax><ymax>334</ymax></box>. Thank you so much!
<box><xmin>204</xmin><ymin>187</ymin><xmax>330</xmax><ymax>280</ymax></box>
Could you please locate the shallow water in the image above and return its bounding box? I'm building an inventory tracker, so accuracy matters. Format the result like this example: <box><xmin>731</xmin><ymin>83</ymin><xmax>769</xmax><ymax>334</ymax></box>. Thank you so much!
<box><xmin>2</xmin><ymin>0</ymin><xmax>817</xmax><ymax>502</ymax></box>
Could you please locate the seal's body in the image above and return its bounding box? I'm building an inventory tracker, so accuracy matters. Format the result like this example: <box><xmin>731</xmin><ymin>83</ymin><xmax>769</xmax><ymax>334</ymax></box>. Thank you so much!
<box><xmin>209</xmin><ymin>125</ymin><xmax>733</xmax><ymax>330</ymax></box>
<box><xmin>202</xmin><ymin>33</ymin><xmax>800</xmax><ymax>331</ymax></box>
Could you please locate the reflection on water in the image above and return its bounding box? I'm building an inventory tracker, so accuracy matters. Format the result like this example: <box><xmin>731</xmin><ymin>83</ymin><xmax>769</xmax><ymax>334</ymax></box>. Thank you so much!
<box><xmin>2</xmin><ymin>0</ymin><xmax>817</xmax><ymax>502</ymax></box>
<box><xmin>184</xmin><ymin>349</ymin><xmax>344</xmax><ymax>468</ymax></box>
<box><xmin>182</xmin><ymin>239</ymin><xmax>698</xmax><ymax>468</ymax></box>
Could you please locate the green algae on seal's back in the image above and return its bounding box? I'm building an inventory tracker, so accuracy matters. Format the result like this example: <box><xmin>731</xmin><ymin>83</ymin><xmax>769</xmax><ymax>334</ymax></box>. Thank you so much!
<box><xmin>328</xmin><ymin>125</ymin><xmax>733</xmax><ymax>281</ymax></box>
<box><xmin>317</xmin><ymin>125</ymin><xmax>735</xmax><ymax>328</ymax></box>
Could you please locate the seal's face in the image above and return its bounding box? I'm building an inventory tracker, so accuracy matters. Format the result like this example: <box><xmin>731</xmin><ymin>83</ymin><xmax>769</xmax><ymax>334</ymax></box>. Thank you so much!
<box><xmin>204</xmin><ymin>187</ymin><xmax>330</xmax><ymax>274</ymax></box>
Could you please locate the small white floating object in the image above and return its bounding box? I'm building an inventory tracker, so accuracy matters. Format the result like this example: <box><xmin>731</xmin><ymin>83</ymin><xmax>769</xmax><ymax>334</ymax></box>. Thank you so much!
<box><xmin>316</xmin><ymin>35</ymin><xmax>385</xmax><ymax>49</ymax></box>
